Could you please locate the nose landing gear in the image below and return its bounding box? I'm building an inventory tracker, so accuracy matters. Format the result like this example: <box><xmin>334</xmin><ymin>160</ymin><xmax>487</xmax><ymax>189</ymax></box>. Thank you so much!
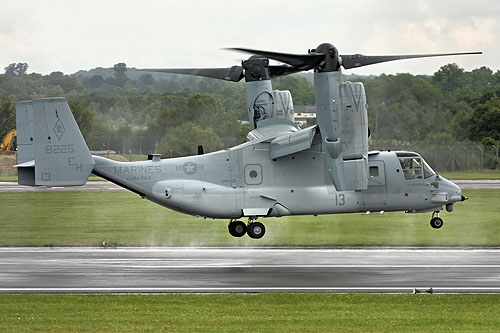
<box><xmin>228</xmin><ymin>218</ymin><xmax>266</xmax><ymax>239</ymax></box>
<box><xmin>430</xmin><ymin>211</ymin><xmax>443</xmax><ymax>229</ymax></box>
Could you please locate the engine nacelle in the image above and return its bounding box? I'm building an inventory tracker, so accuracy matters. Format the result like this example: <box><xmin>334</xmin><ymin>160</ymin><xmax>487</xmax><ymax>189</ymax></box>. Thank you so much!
<box><xmin>314</xmin><ymin>71</ymin><xmax>369</xmax><ymax>191</ymax></box>
<box><xmin>245</xmin><ymin>80</ymin><xmax>295</xmax><ymax>129</ymax></box>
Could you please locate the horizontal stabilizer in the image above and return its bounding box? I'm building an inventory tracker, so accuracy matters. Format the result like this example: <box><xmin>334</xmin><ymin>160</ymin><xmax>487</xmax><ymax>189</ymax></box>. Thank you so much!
<box><xmin>14</xmin><ymin>160</ymin><xmax>35</xmax><ymax>168</ymax></box>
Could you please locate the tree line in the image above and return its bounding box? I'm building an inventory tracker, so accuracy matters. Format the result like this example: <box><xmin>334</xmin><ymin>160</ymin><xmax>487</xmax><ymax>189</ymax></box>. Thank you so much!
<box><xmin>1</xmin><ymin>62</ymin><xmax>500</xmax><ymax>166</ymax></box>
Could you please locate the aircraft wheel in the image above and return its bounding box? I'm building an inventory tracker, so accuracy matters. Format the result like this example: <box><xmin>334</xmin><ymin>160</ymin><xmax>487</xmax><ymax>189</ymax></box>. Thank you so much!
<box><xmin>247</xmin><ymin>222</ymin><xmax>266</xmax><ymax>239</ymax></box>
<box><xmin>430</xmin><ymin>217</ymin><xmax>443</xmax><ymax>229</ymax></box>
<box><xmin>228</xmin><ymin>220</ymin><xmax>246</xmax><ymax>237</ymax></box>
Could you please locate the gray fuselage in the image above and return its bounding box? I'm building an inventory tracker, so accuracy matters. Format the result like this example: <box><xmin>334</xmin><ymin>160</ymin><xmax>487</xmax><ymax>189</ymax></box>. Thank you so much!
<box><xmin>92</xmin><ymin>138</ymin><xmax>462</xmax><ymax>220</ymax></box>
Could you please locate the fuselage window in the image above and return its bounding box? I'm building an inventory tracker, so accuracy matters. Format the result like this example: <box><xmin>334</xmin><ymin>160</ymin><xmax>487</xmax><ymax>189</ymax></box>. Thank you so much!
<box><xmin>369</xmin><ymin>166</ymin><xmax>379</xmax><ymax>177</ymax></box>
<box><xmin>399</xmin><ymin>157</ymin><xmax>423</xmax><ymax>180</ymax></box>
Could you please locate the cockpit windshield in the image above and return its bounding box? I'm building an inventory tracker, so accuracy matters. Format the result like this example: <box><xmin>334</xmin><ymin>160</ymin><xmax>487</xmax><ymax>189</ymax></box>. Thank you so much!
<box><xmin>398</xmin><ymin>154</ymin><xmax>435</xmax><ymax>180</ymax></box>
<box><xmin>422</xmin><ymin>159</ymin><xmax>435</xmax><ymax>178</ymax></box>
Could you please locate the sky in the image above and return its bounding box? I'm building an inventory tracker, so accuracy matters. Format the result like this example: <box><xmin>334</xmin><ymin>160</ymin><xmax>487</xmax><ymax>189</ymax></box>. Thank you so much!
<box><xmin>1</xmin><ymin>0</ymin><xmax>499</xmax><ymax>76</ymax></box>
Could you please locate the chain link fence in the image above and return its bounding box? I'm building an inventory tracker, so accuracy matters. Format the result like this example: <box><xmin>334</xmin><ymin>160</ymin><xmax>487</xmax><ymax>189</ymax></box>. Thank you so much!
<box><xmin>371</xmin><ymin>140</ymin><xmax>499</xmax><ymax>172</ymax></box>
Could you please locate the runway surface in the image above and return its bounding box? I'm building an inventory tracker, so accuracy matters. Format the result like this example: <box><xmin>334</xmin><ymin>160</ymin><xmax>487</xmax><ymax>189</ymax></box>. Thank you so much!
<box><xmin>0</xmin><ymin>181</ymin><xmax>123</xmax><ymax>192</ymax></box>
<box><xmin>453</xmin><ymin>179</ymin><xmax>500</xmax><ymax>189</ymax></box>
<box><xmin>0</xmin><ymin>247</ymin><xmax>499</xmax><ymax>293</ymax></box>
<box><xmin>1</xmin><ymin>180</ymin><xmax>499</xmax><ymax>192</ymax></box>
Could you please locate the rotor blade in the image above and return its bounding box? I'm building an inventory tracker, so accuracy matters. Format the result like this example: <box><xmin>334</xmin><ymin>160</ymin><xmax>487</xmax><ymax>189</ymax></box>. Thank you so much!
<box><xmin>139</xmin><ymin>66</ymin><xmax>244</xmax><ymax>82</ymax></box>
<box><xmin>268</xmin><ymin>65</ymin><xmax>303</xmax><ymax>78</ymax></box>
<box><xmin>341</xmin><ymin>51</ymin><xmax>483</xmax><ymax>69</ymax></box>
<box><xmin>228</xmin><ymin>48</ymin><xmax>324</xmax><ymax>70</ymax></box>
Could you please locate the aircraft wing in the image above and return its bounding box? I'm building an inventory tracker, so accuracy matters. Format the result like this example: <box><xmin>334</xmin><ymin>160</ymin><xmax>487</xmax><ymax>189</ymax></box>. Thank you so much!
<box><xmin>247</xmin><ymin>118</ymin><xmax>300</xmax><ymax>141</ymax></box>
<box><xmin>246</xmin><ymin>118</ymin><xmax>319</xmax><ymax>160</ymax></box>
<box><xmin>269</xmin><ymin>125</ymin><xmax>318</xmax><ymax>159</ymax></box>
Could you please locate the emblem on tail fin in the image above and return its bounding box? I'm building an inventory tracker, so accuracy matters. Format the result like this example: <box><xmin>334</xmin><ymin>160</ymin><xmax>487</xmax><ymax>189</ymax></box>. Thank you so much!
<box><xmin>53</xmin><ymin>118</ymin><xmax>65</xmax><ymax>141</ymax></box>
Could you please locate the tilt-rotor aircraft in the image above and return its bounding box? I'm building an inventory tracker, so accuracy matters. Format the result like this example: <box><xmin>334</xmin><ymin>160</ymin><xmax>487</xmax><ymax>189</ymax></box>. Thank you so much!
<box><xmin>15</xmin><ymin>43</ymin><xmax>479</xmax><ymax>239</ymax></box>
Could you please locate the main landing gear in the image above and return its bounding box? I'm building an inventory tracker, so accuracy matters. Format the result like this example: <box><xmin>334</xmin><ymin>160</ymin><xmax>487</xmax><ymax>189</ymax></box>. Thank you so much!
<box><xmin>228</xmin><ymin>218</ymin><xmax>266</xmax><ymax>239</ymax></box>
<box><xmin>430</xmin><ymin>211</ymin><xmax>443</xmax><ymax>229</ymax></box>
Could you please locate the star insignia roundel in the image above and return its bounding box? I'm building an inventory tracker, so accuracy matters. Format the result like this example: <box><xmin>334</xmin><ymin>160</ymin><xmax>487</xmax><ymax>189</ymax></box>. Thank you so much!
<box><xmin>183</xmin><ymin>162</ymin><xmax>197</xmax><ymax>175</ymax></box>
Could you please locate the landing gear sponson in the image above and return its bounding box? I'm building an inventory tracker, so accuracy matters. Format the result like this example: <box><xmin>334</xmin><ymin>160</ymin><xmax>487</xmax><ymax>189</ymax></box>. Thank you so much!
<box><xmin>430</xmin><ymin>211</ymin><xmax>443</xmax><ymax>229</ymax></box>
<box><xmin>228</xmin><ymin>218</ymin><xmax>266</xmax><ymax>239</ymax></box>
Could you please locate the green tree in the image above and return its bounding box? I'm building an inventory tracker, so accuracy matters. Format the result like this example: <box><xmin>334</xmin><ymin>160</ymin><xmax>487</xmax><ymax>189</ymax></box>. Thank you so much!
<box><xmin>116</xmin><ymin>123</ymin><xmax>132</xmax><ymax>154</ymax></box>
<box><xmin>471</xmin><ymin>66</ymin><xmax>494</xmax><ymax>89</ymax></box>
<box><xmin>272</xmin><ymin>76</ymin><xmax>315</xmax><ymax>105</ymax></box>
<box><xmin>68</xmin><ymin>97</ymin><xmax>95</xmax><ymax>140</ymax></box>
<box><xmin>88</xmin><ymin>75</ymin><xmax>105</xmax><ymax>89</ymax></box>
<box><xmin>469</xmin><ymin>94</ymin><xmax>500</xmax><ymax>141</ymax></box>
<box><xmin>433</xmin><ymin>63</ymin><xmax>469</xmax><ymax>93</ymax></box>
<box><xmin>49</xmin><ymin>71</ymin><xmax>64</xmax><ymax>78</ymax></box>
<box><xmin>137</xmin><ymin>74</ymin><xmax>155</xmax><ymax>90</ymax></box>
<box><xmin>196</xmin><ymin>77</ymin><xmax>228</xmax><ymax>94</ymax></box>
<box><xmin>4</xmin><ymin>64</ymin><xmax>16</xmax><ymax>76</ymax></box>
<box><xmin>132</xmin><ymin>125</ymin><xmax>155</xmax><ymax>154</ymax></box>
<box><xmin>4</xmin><ymin>63</ymin><xmax>28</xmax><ymax>76</ymax></box>
<box><xmin>111</xmin><ymin>63</ymin><xmax>128</xmax><ymax>87</ymax></box>
<box><xmin>481</xmin><ymin>137</ymin><xmax>500</xmax><ymax>170</ymax></box>
<box><xmin>447</xmin><ymin>104</ymin><xmax>472</xmax><ymax>141</ymax></box>
<box><xmin>0</xmin><ymin>94</ymin><xmax>15</xmax><ymax>137</ymax></box>
<box><xmin>156</xmin><ymin>122</ymin><xmax>224</xmax><ymax>157</ymax></box>
<box><xmin>85</xmin><ymin>114</ymin><xmax>114</xmax><ymax>151</ymax></box>
<box><xmin>186</xmin><ymin>93</ymin><xmax>224</xmax><ymax>125</ymax></box>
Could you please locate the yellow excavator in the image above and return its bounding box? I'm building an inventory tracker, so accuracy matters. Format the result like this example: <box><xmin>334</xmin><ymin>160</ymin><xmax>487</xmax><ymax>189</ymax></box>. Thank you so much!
<box><xmin>0</xmin><ymin>129</ymin><xmax>16</xmax><ymax>151</ymax></box>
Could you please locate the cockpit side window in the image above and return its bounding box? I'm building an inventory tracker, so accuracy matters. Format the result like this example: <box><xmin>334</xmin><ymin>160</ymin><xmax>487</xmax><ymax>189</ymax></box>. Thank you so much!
<box><xmin>399</xmin><ymin>157</ymin><xmax>423</xmax><ymax>180</ymax></box>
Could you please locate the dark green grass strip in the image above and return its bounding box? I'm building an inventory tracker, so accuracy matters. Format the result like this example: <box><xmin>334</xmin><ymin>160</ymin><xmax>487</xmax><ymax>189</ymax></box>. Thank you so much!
<box><xmin>0</xmin><ymin>189</ymin><xmax>499</xmax><ymax>246</ymax></box>
<box><xmin>0</xmin><ymin>294</ymin><xmax>499</xmax><ymax>332</ymax></box>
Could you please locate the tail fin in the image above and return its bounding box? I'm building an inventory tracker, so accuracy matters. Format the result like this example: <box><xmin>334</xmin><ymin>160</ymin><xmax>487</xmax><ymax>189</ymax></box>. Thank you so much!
<box><xmin>15</xmin><ymin>97</ymin><xmax>94</xmax><ymax>186</ymax></box>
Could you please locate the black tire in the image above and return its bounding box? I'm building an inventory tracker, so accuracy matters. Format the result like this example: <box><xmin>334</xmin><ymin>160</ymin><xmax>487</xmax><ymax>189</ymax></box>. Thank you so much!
<box><xmin>247</xmin><ymin>222</ymin><xmax>266</xmax><ymax>239</ymax></box>
<box><xmin>228</xmin><ymin>220</ymin><xmax>246</xmax><ymax>237</ymax></box>
<box><xmin>430</xmin><ymin>217</ymin><xmax>443</xmax><ymax>229</ymax></box>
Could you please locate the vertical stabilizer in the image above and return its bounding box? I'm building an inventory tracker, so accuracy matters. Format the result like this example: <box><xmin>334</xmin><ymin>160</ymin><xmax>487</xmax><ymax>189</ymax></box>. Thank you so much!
<box><xmin>15</xmin><ymin>98</ymin><xmax>94</xmax><ymax>186</ymax></box>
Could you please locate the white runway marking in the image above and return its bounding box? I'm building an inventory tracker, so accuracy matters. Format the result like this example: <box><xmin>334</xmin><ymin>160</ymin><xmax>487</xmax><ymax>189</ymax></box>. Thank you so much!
<box><xmin>1</xmin><ymin>287</ymin><xmax>500</xmax><ymax>293</ymax></box>
<box><xmin>104</xmin><ymin>265</ymin><xmax>500</xmax><ymax>269</ymax></box>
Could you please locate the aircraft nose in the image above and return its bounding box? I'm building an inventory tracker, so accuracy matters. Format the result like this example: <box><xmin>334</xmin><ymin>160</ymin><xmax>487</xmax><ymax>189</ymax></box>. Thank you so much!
<box><xmin>441</xmin><ymin>180</ymin><xmax>465</xmax><ymax>212</ymax></box>
<box><xmin>446</xmin><ymin>180</ymin><xmax>465</xmax><ymax>203</ymax></box>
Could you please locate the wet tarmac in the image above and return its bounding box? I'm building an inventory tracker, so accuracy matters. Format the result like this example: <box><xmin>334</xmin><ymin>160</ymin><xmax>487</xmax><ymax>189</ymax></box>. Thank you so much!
<box><xmin>453</xmin><ymin>179</ymin><xmax>500</xmax><ymax>189</ymax></box>
<box><xmin>0</xmin><ymin>181</ymin><xmax>123</xmax><ymax>192</ymax></box>
<box><xmin>0</xmin><ymin>247</ymin><xmax>499</xmax><ymax>293</ymax></box>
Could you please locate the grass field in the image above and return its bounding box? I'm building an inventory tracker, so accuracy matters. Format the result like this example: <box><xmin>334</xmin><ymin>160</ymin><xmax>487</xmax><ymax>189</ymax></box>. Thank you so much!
<box><xmin>0</xmin><ymin>189</ymin><xmax>498</xmax><ymax>247</ymax></box>
<box><xmin>0</xmin><ymin>294</ymin><xmax>499</xmax><ymax>332</ymax></box>
<box><xmin>1</xmin><ymin>189</ymin><xmax>499</xmax><ymax>332</ymax></box>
